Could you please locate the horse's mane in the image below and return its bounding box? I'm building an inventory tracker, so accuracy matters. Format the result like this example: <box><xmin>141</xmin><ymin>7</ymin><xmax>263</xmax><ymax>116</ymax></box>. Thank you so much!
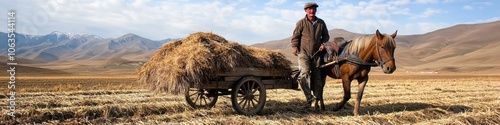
<box><xmin>346</xmin><ymin>34</ymin><xmax>396</xmax><ymax>55</ymax></box>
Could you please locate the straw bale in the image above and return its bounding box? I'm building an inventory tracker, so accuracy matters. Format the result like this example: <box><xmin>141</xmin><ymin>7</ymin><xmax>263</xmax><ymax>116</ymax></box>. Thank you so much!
<box><xmin>137</xmin><ymin>32</ymin><xmax>291</xmax><ymax>94</ymax></box>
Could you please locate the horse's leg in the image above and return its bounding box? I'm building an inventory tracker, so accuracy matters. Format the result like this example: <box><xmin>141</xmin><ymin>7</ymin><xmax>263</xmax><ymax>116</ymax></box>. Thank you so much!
<box><xmin>333</xmin><ymin>77</ymin><xmax>352</xmax><ymax>111</ymax></box>
<box><xmin>312</xmin><ymin>72</ymin><xmax>321</xmax><ymax>110</ymax></box>
<box><xmin>319</xmin><ymin>69</ymin><xmax>327</xmax><ymax>110</ymax></box>
<box><xmin>314</xmin><ymin>75</ymin><xmax>325</xmax><ymax>110</ymax></box>
<box><xmin>311</xmin><ymin>79</ymin><xmax>319</xmax><ymax>110</ymax></box>
<box><xmin>312</xmin><ymin>57</ymin><xmax>323</xmax><ymax>110</ymax></box>
<box><xmin>354</xmin><ymin>75</ymin><xmax>369</xmax><ymax>116</ymax></box>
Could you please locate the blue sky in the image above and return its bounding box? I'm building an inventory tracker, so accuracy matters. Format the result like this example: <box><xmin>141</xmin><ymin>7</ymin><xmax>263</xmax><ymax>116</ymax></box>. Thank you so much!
<box><xmin>0</xmin><ymin>0</ymin><xmax>499</xmax><ymax>45</ymax></box>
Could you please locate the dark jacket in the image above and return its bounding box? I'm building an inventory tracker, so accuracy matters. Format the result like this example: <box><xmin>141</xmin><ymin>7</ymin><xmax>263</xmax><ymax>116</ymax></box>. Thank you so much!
<box><xmin>291</xmin><ymin>16</ymin><xmax>330</xmax><ymax>56</ymax></box>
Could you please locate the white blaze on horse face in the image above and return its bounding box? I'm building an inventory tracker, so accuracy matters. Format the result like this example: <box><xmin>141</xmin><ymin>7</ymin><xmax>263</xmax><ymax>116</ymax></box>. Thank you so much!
<box><xmin>382</xmin><ymin>36</ymin><xmax>397</xmax><ymax>74</ymax></box>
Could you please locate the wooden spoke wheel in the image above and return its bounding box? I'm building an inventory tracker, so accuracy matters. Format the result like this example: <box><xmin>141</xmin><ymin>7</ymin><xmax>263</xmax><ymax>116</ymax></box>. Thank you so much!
<box><xmin>185</xmin><ymin>88</ymin><xmax>218</xmax><ymax>109</ymax></box>
<box><xmin>231</xmin><ymin>76</ymin><xmax>266</xmax><ymax>115</ymax></box>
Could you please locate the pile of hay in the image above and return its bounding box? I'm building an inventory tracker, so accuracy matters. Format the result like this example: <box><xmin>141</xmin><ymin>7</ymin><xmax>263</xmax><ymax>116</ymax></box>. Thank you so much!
<box><xmin>137</xmin><ymin>32</ymin><xmax>292</xmax><ymax>94</ymax></box>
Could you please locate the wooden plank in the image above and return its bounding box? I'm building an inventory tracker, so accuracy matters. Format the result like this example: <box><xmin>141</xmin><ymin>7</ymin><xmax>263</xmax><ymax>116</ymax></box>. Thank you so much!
<box><xmin>217</xmin><ymin>68</ymin><xmax>291</xmax><ymax>77</ymax></box>
<box><xmin>192</xmin><ymin>81</ymin><xmax>234</xmax><ymax>89</ymax></box>
<box><xmin>262</xmin><ymin>79</ymin><xmax>295</xmax><ymax>89</ymax></box>
<box><xmin>224</xmin><ymin>77</ymin><xmax>242</xmax><ymax>82</ymax></box>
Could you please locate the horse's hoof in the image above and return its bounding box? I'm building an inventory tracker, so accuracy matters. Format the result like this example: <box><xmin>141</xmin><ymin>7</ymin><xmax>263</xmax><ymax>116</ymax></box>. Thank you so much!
<box><xmin>332</xmin><ymin>107</ymin><xmax>340</xmax><ymax>111</ymax></box>
<box><xmin>302</xmin><ymin>103</ymin><xmax>312</xmax><ymax>109</ymax></box>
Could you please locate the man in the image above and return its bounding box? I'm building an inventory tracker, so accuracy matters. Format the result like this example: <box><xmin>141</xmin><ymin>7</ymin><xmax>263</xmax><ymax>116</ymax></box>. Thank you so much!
<box><xmin>291</xmin><ymin>2</ymin><xmax>330</xmax><ymax>107</ymax></box>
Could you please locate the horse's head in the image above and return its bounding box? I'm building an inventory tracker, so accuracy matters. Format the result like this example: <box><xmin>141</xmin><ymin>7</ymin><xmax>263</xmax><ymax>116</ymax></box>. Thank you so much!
<box><xmin>374</xmin><ymin>30</ymin><xmax>397</xmax><ymax>74</ymax></box>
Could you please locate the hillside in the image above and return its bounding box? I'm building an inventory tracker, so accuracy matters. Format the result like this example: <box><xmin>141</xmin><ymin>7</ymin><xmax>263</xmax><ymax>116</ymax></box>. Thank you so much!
<box><xmin>0</xmin><ymin>56</ymin><xmax>68</xmax><ymax>76</ymax></box>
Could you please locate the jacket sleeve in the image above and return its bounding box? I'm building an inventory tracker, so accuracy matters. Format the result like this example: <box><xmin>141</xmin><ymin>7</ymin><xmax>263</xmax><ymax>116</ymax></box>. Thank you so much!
<box><xmin>291</xmin><ymin>21</ymin><xmax>302</xmax><ymax>48</ymax></box>
<box><xmin>321</xmin><ymin>20</ymin><xmax>330</xmax><ymax>43</ymax></box>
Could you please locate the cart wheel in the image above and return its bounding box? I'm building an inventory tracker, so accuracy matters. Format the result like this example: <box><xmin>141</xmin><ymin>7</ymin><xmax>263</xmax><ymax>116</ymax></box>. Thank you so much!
<box><xmin>185</xmin><ymin>88</ymin><xmax>218</xmax><ymax>109</ymax></box>
<box><xmin>231</xmin><ymin>76</ymin><xmax>266</xmax><ymax>115</ymax></box>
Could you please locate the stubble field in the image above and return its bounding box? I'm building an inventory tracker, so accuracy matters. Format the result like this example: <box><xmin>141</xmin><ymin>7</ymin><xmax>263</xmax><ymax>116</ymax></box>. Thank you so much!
<box><xmin>1</xmin><ymin>74</ymin><xmax>499</xmax><ymax>124</ymax></box>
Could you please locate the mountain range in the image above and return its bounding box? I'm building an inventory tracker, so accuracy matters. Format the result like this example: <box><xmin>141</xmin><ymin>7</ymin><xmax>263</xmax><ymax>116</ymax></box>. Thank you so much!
<box><xmin>1</xmin><ymin>20</ymin><xmax>499</xmax><ymax>74</ymax></box>
<box><xmin>0</xmin><ymin>31</ymin><xmax>178</xmax><ymax>62</ymax></box>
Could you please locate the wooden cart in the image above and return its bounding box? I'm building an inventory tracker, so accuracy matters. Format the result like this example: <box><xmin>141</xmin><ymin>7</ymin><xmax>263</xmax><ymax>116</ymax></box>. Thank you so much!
<box><xmin>185</xmin><ymin>68</ymin><xmax>299</xmax><ymax>115</ymax></box>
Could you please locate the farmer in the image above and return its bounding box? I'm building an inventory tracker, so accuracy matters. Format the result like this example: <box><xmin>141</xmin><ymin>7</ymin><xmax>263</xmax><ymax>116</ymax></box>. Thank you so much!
<box><xmin>291</xmin><ymin>2</ymin><xmax>330</xmax><ymax>108</ymax></box>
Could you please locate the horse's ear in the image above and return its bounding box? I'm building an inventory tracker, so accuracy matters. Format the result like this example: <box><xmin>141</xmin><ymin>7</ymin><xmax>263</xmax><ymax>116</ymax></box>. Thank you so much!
<box><xmin>391</xmin><ymin>30</ymin><xmax>398</xmax><ymax>38</ymax></box>
<box><xmin>375</xmin><ymin>29</ymin><xmax>383</xmax><ymax>39</ymax></box>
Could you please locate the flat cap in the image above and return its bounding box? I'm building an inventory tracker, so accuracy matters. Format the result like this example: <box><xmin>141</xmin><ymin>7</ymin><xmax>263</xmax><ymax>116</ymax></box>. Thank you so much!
<box><xmin>304</xmin><ymin>2</ymin><xmax>319</xmax><ymax>9</ymax></box>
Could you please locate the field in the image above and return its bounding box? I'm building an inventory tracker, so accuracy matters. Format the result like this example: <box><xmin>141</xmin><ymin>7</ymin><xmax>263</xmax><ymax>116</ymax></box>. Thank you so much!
<box><xmin>1</xmin><ymin>74</ymin><xmax>499</xmax><ymax>124</ymax></box>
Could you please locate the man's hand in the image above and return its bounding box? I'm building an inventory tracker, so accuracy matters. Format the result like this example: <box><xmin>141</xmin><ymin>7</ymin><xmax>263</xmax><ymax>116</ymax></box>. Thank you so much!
<box><xmin>319</xmin><ymin>44</ymin><xmax>325</xmax><ymax>51</ymax></box>
<box><xmin>293</xmin><ymin>47</ymin><xmax>299</xmax><ymax>56</ymax></box>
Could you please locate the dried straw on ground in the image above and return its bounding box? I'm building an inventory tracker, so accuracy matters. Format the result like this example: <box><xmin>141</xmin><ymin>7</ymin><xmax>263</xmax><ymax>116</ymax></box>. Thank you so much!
<box><xmin>137</xmin><ymin>32</ymin><xmax>291</xmax><ymax>94</ymax></box>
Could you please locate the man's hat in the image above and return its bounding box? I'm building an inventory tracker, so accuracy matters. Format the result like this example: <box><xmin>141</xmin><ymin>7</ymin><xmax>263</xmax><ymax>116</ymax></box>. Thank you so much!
<box><xmin>304</xmin><ymin>2</ymin><xmax>319</xmax><ymax>9</ymax></box>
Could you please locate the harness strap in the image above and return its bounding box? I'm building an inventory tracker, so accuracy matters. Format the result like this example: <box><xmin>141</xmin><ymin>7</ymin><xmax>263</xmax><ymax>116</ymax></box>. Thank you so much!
<box><xmin>319</xmin><ymin>53</ymin><xmax>378</xmax><ymax>68</ymax></box>
<box><xmin>334</xmin><ymin>63</ymin><xmax>341</xmax><ymax>78</ymax></box>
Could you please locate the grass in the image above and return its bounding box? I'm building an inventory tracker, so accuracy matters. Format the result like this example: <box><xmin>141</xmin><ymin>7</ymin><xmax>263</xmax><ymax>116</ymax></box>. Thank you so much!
<box><xmin>0</xmin><ymin>74</ymin><xmax>499</xmax><ymax>124</ymax></box>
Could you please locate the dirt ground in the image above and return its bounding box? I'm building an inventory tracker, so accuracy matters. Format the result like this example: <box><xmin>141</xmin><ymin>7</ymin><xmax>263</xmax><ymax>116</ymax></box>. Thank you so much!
<box><xmin>1</xmin><ymin>73</ymin><xmax>499</xmax><ymax>124</ymax></box>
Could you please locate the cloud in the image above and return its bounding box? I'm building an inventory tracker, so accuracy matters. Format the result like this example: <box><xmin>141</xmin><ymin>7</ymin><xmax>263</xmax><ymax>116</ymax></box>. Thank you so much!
<box><xmin>472</xmin><ymin>2</ymin><xmax>492</xmax><ymax>5</ymax></box>
<box><xmin>390</xmin><ymin>7</ymin><xmax>411</xmax><ymax>15</ymax></box>
<box><xmin>390</xmin><ymin>0</ymin><xmax>411</xmax><ymax>6</ymax></box>
<box><xmin>463</xmin><ymin>5</ymin><xmax>473</xmax><ymax>10</ymax></box>
<box><xmin>358</xmin><ymin>1</ymin><xmax>392</xmax><ymax>17</ymax></box>
<box><xmin>443</xmin><ymin>0</ymin><xmax>461</xmax><ymax>3</ymax></box>
<box><xmin>325</xmin><ymin>3</ymin><xmax>362</xmax><ymax>19</ymax></box>
<box><xmin>415</xmin><ymin>0</ymin><xmax>438</xmax><ymax>4</ymax></box>
<box><xmin>404</xmin><ymin>22</ymin><xmax>449</xmax><ymax>34</ymax></box>
<box><xmin>266</xmin><ymin>0</ymin><xmax>286</xmax><ymax>6</ymax></box>
<box><xmin>412</xmin><ymin>8</ymin><xmax>445</xmax><ymax>18</ymax></box>
<box><xmin>319</xmin><ymin>0</ymin><xmax>343</xmax><ymax>8</ymax></box>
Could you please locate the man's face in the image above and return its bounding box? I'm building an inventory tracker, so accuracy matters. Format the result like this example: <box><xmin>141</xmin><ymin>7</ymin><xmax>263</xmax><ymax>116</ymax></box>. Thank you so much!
<box><xmin>305</xmin><ymin>7</ymin><xmax>317</xmax><ymax>17</ymax></box>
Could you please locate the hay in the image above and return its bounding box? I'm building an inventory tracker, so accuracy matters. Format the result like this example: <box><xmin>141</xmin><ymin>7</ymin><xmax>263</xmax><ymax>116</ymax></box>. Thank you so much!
<box><xmin>137</xmin><ymin>32</ymin><xmax>291</xmax><ymax>94</ymax></box>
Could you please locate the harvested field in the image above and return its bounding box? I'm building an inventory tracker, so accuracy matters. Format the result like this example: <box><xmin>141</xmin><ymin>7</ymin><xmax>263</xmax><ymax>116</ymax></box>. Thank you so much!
<box><xmin>1</xmin><ymin>74</ymin><xmax>499</xmax><ymax>124</ymax></box>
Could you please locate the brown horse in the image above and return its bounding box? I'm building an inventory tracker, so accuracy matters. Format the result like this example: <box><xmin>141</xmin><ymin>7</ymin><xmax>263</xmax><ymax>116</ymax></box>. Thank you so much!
<box><xmin>315</xmin><ymin>30</ymin><xmax>397</xmax><ymax>115</ymax></box>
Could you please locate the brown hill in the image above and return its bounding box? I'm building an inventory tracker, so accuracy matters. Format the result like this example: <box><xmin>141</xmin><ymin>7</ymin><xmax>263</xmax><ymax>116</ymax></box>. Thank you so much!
<box><xmin>0</xmin><ymin>56</ymin><xmax>68</xmax><ymax>76</ymax></box>
<box><xmin>252</xmin><ymin>21</ymin><xmax>500</xmax><ymax>73</ymax></box>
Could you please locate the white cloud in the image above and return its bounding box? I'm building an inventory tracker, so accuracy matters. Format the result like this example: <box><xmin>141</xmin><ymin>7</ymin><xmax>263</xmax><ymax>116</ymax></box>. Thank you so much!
<box><xmin>390</xmin><ymin>0</ymin><xmax>411</xmax><ymax>6</ymax></box>
<box><xmin>266</xmin><ymin>0</ymin><xmax>286</xmax><ymax>6</ymax></box>
<box><xmin>326</xmin><ymin>3</ymin><xmax>362</xmax><ymax>19</ymax></box>
<box><xmin>327</xmin><ymin>19</ymin><xmax>398</xmax><ymax>35</ymax></box>
<box><xmin>412</xmin><ymin>8</ymin><xmax>445</xmax><ymax>18</ymax></box>
<box><xmin>473</xmin><ymin>2</ymin><xmax>492</xmax><ymax>5</ymax></box>
<box><xmin>443</xmin><ymin>0</ymin><xmax>459</xmax><ymax>3</ymax></box>
<box><xmin>390</xmin><ymin>7</ymin><xmax>411</xmax><ymax>15</ymax></box>
<box><xmin>359</xmin><ymin>1</ymin><xmax>391</xmax><ymax>17</ymax></box>
<box><xmin>463</xmin><ymin>5</ymin><xmax>474</xmax><ymax>10</ymax></box>
<box><xmin>319</xmin><ymin>0</ymin><xmax>343</xmax><ymax>8</ymax></box>
<box><xmin>415</xmin><ymin>0</ymin><xmax>438</xmax><ymax>4</ymax></box>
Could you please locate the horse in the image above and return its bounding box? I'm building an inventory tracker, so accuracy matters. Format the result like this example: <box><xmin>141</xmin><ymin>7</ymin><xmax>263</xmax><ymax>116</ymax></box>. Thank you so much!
<box><xmin>314</xmin><ymin>30</ymin><xmax>397</xmax><ymax>115</ymax></box>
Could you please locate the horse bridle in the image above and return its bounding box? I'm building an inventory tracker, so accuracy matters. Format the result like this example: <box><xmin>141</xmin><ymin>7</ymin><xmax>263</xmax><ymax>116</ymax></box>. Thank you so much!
<box><xmin>374</xmin><ymin>40</ymin><xmax>394</xmax><ymax>67</ymax></box>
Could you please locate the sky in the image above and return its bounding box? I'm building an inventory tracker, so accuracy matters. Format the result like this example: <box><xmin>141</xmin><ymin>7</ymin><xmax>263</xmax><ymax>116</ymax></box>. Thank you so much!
<box><xmin>0</xmin><ymin>0</ymin><xmax>499</xmax><ymax>45</ymax></box>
